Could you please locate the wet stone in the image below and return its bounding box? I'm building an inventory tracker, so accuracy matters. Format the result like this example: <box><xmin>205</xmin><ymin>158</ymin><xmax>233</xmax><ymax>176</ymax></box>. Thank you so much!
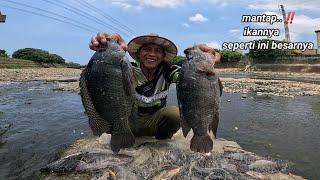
<box><xmin>249</xmin><ymin>160</ymin><xmax>278</xmax><ymax>173</ymax></box>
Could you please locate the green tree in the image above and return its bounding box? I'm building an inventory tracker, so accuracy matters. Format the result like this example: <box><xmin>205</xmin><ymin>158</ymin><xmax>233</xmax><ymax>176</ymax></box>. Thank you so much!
<box><xmin>219</xmin><ymin>50</ymin><xmax>244</xmax><ymax>63</ymax></box>
<box><xmin>50</xmin><ymin>54</ymin><xmax>65</xmax><ymax>64</ymax></box>
<box><xmin>171</xmin><ymin>55</ymin><xmax>185</xmax><ymax>66</ymax></box>
<box><xmin>0</xmin><ymin>49</ymin><xmax>9</xmax><ymax>58</ymax></box>
<box><xmin>12</xmin><ymin>48</ymin><xmax>66</xmax><ymax>64</ymax></box>
<box><xmin>65</xmin><ymin>61</ymin><xmax>82</xmax><ymax>68</ymax></box>
<box><xmin>246</xmin><ymin>39</ymin><xmax>290</xmax><ymax>63</ymax></box>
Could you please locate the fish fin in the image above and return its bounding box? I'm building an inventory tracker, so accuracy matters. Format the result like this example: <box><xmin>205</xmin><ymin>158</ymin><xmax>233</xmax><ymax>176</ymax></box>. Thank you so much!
<box><xmin>177</xmin><ymin>99</ymin><xmax>191</xmax><ymax>138</ymax></box>
<box><xmin>79</xmin><ymin>69</ymin><xmax>112</xmax><ymax>135</ymax></box>
<box><xmin>218</xmin><ymin>77</ymin><xmax>223</xmax><ymax>96</ymax></box>
<box><xmin>190</xmin><ymin>134</ymin><xmax>213</xmax><ymax>153</ymax></box>
<box><xmin>181</xmin><ymin>120</ymin><xmax>191</xmax><ymax>138</ymax></box>
<box><xmin>209</xmin><ymin>109</ymin><xmax>220</xmax><ymax>138</ymax></box>
<box><xmin>176</xmin><ymin>93</ymin><xmax>191</xmax><ymax>137</ymax></box>
<box><xmin>110</xmin><ymin>131</ymin><xmax>135</xmax><ymax>153</ymax></box>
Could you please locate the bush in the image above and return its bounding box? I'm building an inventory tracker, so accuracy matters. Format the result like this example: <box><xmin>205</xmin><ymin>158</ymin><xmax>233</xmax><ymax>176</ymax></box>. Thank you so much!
<box><xmin>65</xmin><ymin>61</ymin><xmax>82</xmax><ymax>68</ymax></box>
<box><xmin>0</xmin><ymin>49</ymin><xmax>9</xmax><ymax>58</ymax></box>
<box><xmin>12</xmin><ymin>48</ymin><xmax>66</xmax><ymax>64</ymax></box>
<box><xmin>246</xmin><ymin>39</ymin><xmax>290</xmax><ymax>63</ymax></box>
<box><xmin>49</xmin><ymin>54</ymin><xmax>65</xmax><ymax>64</ymax></box>
<box><xmin>219</xmin><ymin>50</ymin><xmax>244</xmax><ymax>63</ymax></box>
<box><xmin>171</xmin><ymin>55</ymin><xmax>185</xmax><ymax>66</ymax></box>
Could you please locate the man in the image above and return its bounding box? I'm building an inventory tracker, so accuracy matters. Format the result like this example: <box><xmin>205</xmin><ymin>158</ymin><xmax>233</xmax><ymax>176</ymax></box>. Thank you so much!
<box><xmin>89</xmin><ymin>32</ymin><xmax>220</xmax><ymax>139</ymax></box>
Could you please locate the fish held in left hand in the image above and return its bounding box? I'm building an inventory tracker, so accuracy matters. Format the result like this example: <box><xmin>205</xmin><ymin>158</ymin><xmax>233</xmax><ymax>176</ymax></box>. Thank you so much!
<box><xmin>177</xmin><ymin>46</ymin><xmax>222</xmax><ymax>153</ymax></box>
<box><xmin>79</xmin><ymin>41</ymin><xmax>136</xmax><ymax>153</ymax></box>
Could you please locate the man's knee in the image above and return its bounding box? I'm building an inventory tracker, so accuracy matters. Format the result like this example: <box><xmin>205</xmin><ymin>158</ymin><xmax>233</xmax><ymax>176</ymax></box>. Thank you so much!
<box><xmin>155</xmin><ymin>106</ymin><xmax>180</xmax><ymax>139</ymax></box>
<box><xmin>161</xmin><ymin>106</ymin><xmax>180</xmax><ymax>121</ymax></box>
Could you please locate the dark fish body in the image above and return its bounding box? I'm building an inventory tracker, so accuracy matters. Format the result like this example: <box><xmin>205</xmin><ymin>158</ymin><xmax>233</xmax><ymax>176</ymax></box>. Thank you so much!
<box><xmin>79</xmin><ymin>41</ymin><xmax>135</xmax><ymax>152</ymax></box>
<box><xmin>177</xmin><ymin>47</ymin><xmax>222</xmax><ymax>153</ymax></box>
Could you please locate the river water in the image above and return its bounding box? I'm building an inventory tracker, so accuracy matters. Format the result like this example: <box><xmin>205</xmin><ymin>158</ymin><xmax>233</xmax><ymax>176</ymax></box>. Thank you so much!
<box><xmin>0</xmin><ymin>80</ymin><xmax>319</xmax><ymax>179</ymax></box>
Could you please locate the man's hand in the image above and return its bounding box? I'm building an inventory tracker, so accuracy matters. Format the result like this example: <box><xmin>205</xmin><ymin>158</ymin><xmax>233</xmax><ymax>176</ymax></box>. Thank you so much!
<box><xmin>184</xmin><ymin>44</ymin><xmax>221</xmax><ymax>75</ymax></box>
<box><xmin>89</xmin><ymin>32</ymin><xmax>128</xmax><ymax>51</ymax></box>
<box><xmin>184</xmin><ymin>44</ymin><xmax>221</xmax><ymax>63</ymax></box>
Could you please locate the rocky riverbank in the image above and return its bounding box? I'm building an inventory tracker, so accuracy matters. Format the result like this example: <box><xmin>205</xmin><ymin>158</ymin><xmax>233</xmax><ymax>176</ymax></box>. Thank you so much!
<box><xmin>1</xmin><ymin>68</ymin><xmax>320</xmax><ymax>96</ymax></box>
<box><xmin>3</xmin><ymin>68</ymin><xmax>319</xmax><ymax>97</ymax></box>
<box><xmin>0</xmin><ymin>68</ymin><xmax>81</xmax><ymax>91</ymax></box>
<box><xmin>0</xmin><ymin>68</ymin><xmax>81</xmax><ymax>81</ymax></box>
<box><xmin>41</xmin><ymin>130</ymin><xmax>305</xmax><ymax>179</ymax></box>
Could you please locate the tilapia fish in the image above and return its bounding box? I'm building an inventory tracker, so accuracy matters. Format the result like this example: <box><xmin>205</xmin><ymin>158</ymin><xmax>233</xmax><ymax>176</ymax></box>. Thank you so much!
<box><xmin>177</xmin><ymin>47</ymin><xmax>222</xmax><ymax>153</ymax></box>
<box><xmin>79</xmin><ymin>41</ymin><xmax>136</xmax><ymax>153</ymax></box>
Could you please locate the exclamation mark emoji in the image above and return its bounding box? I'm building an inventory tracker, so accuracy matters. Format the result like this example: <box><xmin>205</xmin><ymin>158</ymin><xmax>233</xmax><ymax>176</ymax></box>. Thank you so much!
<box><xmin>287</xmin><ymin>12</ymin><xmax>295</xmax><ymax>24</ymax></box>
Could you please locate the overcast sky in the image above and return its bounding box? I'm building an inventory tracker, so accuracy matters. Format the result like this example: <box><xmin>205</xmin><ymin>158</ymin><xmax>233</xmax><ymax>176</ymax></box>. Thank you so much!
<box><xmin>0</xmin><ymin>0</ymin><xmax>319</xmax><ymax>64</ymax></box>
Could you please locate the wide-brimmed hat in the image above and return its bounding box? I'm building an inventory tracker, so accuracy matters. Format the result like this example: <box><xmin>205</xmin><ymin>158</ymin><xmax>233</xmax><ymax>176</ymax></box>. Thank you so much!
<box><xmin>127</xmin><ymin>33</ymin><xmax>177</xmax><ymax>62</ymax></box>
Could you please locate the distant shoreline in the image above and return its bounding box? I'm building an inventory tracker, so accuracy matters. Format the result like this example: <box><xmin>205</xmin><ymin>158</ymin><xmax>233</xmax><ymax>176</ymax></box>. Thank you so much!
<box><xmin>0</xmin><ymin>68</ymin><xmax>319</xmax><ymax>97</ymax></box>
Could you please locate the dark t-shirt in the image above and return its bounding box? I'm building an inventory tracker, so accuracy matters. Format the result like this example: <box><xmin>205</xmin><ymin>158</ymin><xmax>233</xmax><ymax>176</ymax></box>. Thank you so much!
<box><xmin>131</xmin><ymin>61</ymin><xmax>180</xmax><ymax>114</ymax></box>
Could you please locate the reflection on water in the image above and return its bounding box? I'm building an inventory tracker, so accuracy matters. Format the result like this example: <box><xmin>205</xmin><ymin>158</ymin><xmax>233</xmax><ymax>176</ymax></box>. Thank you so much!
<box><xmin>0</xmin><ymin>81</ymin><xmax>319</xmax><ymax>179</ymax></box>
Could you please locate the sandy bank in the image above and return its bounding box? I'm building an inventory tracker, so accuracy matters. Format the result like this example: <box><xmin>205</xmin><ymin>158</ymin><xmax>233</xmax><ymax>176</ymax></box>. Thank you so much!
<box><xmin>0</xmin><ymin>68</ymin><xmax>81</xmax><ymax>81</ymax></box>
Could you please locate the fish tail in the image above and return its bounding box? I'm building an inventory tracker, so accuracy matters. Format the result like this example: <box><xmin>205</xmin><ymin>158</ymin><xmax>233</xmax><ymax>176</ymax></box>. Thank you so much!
<box><xmin>190</xmin><ymin>134</ymin><xmax>213</xmax><ymax>153</ymax></box>
<box><xmin>110</xmin><ymin>132</ymin><xmax>135</xmax><ymax>153</ymax></box>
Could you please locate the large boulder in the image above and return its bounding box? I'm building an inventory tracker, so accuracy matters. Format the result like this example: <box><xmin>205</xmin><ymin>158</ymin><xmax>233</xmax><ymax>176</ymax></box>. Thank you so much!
<box><xmin>41</xmin><ymin>130</ymin><xmax>304</xmax><ymax>180</ymax></box>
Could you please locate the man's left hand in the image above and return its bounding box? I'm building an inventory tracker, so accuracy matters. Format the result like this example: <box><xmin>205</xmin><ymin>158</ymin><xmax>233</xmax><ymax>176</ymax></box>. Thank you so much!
<box><xmin>184</xmin><ymin>44</ymin><xmax>221</xmax><ymax>63</ymax></box>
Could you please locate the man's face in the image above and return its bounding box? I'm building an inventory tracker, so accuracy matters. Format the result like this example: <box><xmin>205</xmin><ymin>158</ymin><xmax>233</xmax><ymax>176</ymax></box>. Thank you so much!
<box><xmin>137</xmin><ymin>43</ymin><xmax>165</xmax><ymax>70</ymax></box>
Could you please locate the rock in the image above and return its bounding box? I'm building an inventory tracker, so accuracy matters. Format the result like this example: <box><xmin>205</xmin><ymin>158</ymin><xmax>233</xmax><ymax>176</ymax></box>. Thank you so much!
<box><xmin>220</xmin><ymin>159</ymin><xmax>238</xmax><ymax>172</ymax></box>
<box><xmin>246</xmin><ymin>171</ymin><xmax>269</xmax><ymax>179</ymax></box>
<box><xmin>41</xmin><ymin>130</ymin><xmax>298</xmax><ymax>180</ymax></box>
<box><xmin>151</xmin><ymin>166</ymin><xmax>181</xmax><ymax>180</ymax></box>
<box><xmin>223</xmin><ymin>145</ymin><xmax>243</xmax><ymax>153</ymax></box>
<box><xmin>249</xmin><ymin>160</ymin><xmax>277</xmax><ymax>172</ymax></box>
<box><xmin>267</xmin><ymin>172</ymin><xmax>306</xmax><ymax>180</ymax></box>
<box><xmin>98</xmin><ymin>133</ymin><xmax>110</xmax><ymax>145</ymax></box>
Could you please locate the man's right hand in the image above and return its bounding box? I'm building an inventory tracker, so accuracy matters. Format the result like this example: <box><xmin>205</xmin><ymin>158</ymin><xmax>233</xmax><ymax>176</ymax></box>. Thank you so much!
<box><xmin>89</xmin><ymin>32</ymin><xmax>128</xmax><ymax>51</ymax></box>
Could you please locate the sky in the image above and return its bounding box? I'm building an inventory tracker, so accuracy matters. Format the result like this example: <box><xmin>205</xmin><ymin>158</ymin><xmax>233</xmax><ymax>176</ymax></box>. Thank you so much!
<box><xmin>0</xmin><ymin>0</ymin><xmax>319</xmax><ymax>65</ymax></box>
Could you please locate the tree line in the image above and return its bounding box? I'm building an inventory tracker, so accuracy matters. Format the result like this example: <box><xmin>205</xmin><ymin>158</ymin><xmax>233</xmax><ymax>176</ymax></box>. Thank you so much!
<box><xmin>0</xmin><ymin>48</ymin><xmax>81</xmax><ymax>67</ymax></box>
<box><xmin>2</xmin><ymin>39</ymin><xmax>295</xmax><ymax>67</ymax></box>
<box><xmin>171</xmin><ymin>39</ymin><xmax>299</xmax><ymax>66</ymax></box>
<box><xmin>171</xmin><ymin>49</ymin><xmax>245</xmax><ymax>66</ymax></box>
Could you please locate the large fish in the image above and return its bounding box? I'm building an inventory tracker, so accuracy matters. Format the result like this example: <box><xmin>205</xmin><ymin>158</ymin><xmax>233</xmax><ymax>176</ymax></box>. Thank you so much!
<box><xmin>177</xmin><ymin>46</ymin><xmax>222</xmax><ymax>153</ymax></box>
<box><xmin>79</xmin><ymin>41</ymin><xmax>136</xmax><ymax>153</ymax></box>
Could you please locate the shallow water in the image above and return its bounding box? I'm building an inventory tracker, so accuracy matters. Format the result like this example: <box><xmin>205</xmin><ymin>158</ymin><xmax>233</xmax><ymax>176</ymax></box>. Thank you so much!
<box><xmin>168</xmin><ymin>84</ymin><xmax>320</xmax><ymax>179</ymax></box>
<box><xmin>0</xmin><ymin>81</ymin><xmax>91</xmax><ymax>179</ymax></box>
<box><xmin>0</xmin><ymin>80</ymin><xmax>319</xmax><ymax>179</ymax></box>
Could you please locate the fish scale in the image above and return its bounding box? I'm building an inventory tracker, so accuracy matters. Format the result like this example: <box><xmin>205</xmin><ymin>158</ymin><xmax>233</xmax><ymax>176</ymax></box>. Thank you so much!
<box><xmin>177</xmin><ymin>47</ymin><xmax>222</xmax><ymax>153</ymax></box>
<box><xmin>79</xmin><ymin>41</ymin><xmax>136</xmax><ymax>153</ymax></box>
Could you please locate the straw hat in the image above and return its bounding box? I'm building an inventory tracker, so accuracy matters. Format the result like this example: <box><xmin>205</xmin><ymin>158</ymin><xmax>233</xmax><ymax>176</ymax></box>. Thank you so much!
<box><xmin>127</xmin><ymin>33</ymin><xmax>177</xmax><ymax>62</ymax></box>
